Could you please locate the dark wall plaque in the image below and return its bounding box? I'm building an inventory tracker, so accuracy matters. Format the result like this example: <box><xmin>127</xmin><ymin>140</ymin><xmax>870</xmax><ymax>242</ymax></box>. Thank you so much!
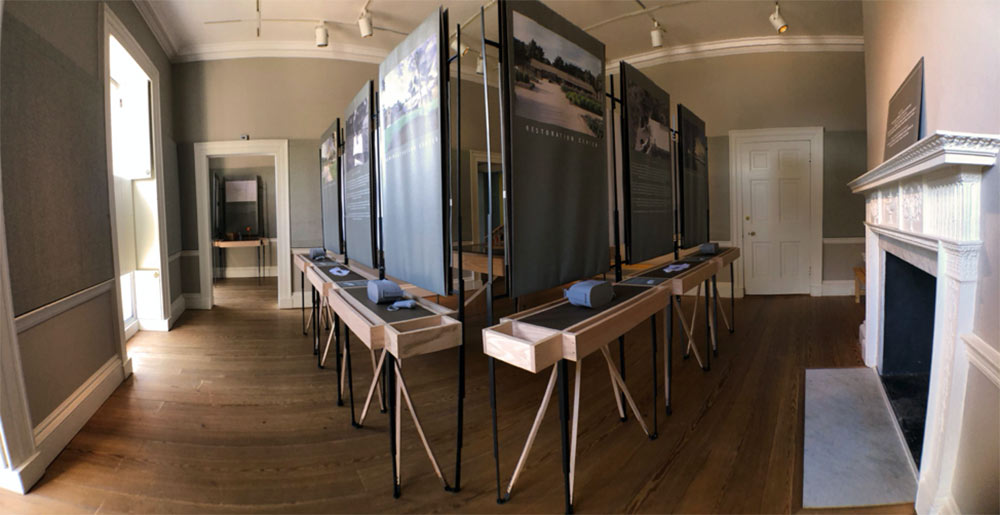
<box><xmin>883</xmin><ymin>58</ymin><xmax>924</xmax><ymax>161</ymax></box>
<box><xmin>677</xmin><ymin>104</ymin><xmax>708</xmax><ymax>249</ymax></box>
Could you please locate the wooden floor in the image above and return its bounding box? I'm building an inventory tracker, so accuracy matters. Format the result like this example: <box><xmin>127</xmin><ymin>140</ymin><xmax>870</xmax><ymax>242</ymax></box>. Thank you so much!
<box><xmin>0</xmin><ymin>278</ymin><xmax>879</xmax><ymax>513</ymax></box>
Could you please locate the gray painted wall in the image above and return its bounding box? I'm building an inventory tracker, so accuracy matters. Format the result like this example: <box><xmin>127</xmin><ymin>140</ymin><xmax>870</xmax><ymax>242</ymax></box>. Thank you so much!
<box><xmin>0</xmin><ymin>0</ymin><xmax>174</xmax><ymax>428</ymax></box>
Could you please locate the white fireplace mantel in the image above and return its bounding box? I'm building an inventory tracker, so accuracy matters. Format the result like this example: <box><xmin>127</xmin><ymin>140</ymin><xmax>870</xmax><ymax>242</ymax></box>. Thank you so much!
<box><xmin>849</xmin><ymin>130</ymin><xmax>999</xmax><ymax>514</ymax></box>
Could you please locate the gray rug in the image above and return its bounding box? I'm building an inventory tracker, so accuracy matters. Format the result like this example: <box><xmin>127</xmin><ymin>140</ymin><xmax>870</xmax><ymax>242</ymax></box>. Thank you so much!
<box><xmin>803</xmin><ymin>368</ymin><xmax>917</xmax><ymax>508</ymax></box>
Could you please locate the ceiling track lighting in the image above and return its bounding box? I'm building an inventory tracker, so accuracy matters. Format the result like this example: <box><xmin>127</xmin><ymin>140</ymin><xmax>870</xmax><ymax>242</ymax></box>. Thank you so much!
<box><xmin>769</xmin><ymin>2</ymin><xmax>788</xmax><ymax>34</ymax></box>
<box><xmin>450</xmin><ymin>38</ymin><xmax>470</xmax><ymax>57</ymax></box>
<box><xmin>650</xmin><ymin>20</ymin><xmax>663</xmax><ymax>48</ymax></box>
<box><xmin>315</xmin><ymin>22</ymin><xmax>329</xmax><ymax>47</ymax></box>
<box><xmin>358</xmin><ymin>10</ymin><xmax>373</xmax><ymax>38</ymax></box>
<box><xmin>475</xmin><ymin>55</ymin><xmax>484</xmax><ymax>75</ymax></box>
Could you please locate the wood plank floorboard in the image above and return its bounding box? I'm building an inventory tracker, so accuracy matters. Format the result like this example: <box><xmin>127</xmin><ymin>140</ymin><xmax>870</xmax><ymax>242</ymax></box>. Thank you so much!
<box><xmin>0</xmin><ymin>277</ymin><xmax>902</xmax><ymax>513</ymax></box>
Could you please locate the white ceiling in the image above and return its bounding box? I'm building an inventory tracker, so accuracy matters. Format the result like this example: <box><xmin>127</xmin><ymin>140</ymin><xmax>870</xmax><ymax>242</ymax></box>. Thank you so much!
<box><xmin>139</xmin><ymin>0</ymin><xmax>863</xmax><ymax>64</ymax></box>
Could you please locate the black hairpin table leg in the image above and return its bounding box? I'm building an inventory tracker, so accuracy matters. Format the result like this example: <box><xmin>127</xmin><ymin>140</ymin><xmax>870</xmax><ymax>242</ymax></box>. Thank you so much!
<box><xmin>557</xmin><ymin>359</ymin><xmax>573</xmax><ymax>514</ymax></box>
<box><xmin>649</xmin><ymin>316</ymin><xmax>658</xmax><ymax>439</ymax></box>
<box><xmin>618</xmin><ymin>336</ymin><xmax>627</xmax><ymax>422</ymax></box>
<box><xmin>665</xmin><ymin>303</ymin><xmax>673</xmax><ymax>416</ymax></box>
<box><xmin>703</xmin><ymin>280</ymin><xmax>711</xmax><ymax>371</ymax></box>
<box><xmin>712</xmin><ymin>275</ymin><xmax>719</xmax><ymax>357</ymax></box>
<box><xmin>387</xmin><ymin>353</ymin><xmax>399</xmax><ymax>498</ymax></box>
<box><xmin>335</xmin><ymin>314</ymin><xmax>343</xmax><ymax>406</ymax></box>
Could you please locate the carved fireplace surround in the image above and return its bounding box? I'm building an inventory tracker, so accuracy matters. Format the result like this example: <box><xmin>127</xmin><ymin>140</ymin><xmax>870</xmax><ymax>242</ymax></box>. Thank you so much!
<box><xmin>848</xmin><ymin>130</ymin><xmax>1000</xmax><ymax>513</ymax></box>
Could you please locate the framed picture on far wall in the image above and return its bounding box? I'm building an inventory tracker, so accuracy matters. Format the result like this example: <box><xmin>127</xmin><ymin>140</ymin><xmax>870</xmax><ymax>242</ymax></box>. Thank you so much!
<box><xmin>677</xmin><ymin>104</ymin><xmax>709</xmax><ymax>249</ymax></box>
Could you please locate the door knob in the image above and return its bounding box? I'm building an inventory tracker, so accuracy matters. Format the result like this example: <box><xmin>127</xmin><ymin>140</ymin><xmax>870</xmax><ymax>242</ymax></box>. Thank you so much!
<box><xmin>750</xmin><ymin>231</ymin><xmax>756</xmax><ymax>236</ymax></box>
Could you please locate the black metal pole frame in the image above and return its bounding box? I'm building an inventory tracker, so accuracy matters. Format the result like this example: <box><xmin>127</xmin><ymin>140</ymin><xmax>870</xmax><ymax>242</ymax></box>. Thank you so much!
<box><xmin>607</xmin><ymin>76</ymin><xmax>627</xmax><ymax>422</ymax></box>
<box><xmin>442</xmin><ymin>19</ymin><xmax>468</xmax><ymax>494</ymax></box>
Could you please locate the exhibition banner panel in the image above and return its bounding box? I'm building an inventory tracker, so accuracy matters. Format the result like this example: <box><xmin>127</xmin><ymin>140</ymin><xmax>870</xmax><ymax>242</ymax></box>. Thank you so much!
<box><xmin>504</xmin><ymin>0</ymin><xmax>609</xmax><ymax>297</ymax></box>
<box><xmin>344</xmin><ymin>81</ymin><xmax>377</xmax><ymax>268</ymax></box>
<box><xmin>677</xmin><ymin>104</ymin><xmax>709</xmax><ymax>249</ymax></box>
<box><xmin>620</xmin><ymin>61</ymin><xmax>674</xmax><ymax>264</ymax></box>
<box><xmin>320</xmin><ymin>118</ymin><xmax>342</xmax><ymax>254</ymax></box>
<box><xmin>378</xmin><ymin>8</ymin><xmax>450</xmax><ymax>296</ymax></box>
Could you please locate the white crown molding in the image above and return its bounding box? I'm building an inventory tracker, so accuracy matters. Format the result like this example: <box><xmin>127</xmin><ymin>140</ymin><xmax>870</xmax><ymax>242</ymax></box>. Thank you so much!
<box><xmin>173</xmin><ymin>40</ymin><xmax>389</xmax><ymax>64</ymax></box>
<box><xmin>849</xmin><ymin>131</ymin><xmax>1000</xmax><ymax>193</ymax></box>
<box><xmin>132</xmin><ymin>0</ymin><xmax>178</xmax><ymax>59</ymax></box>
<box><xmin>607</xmin><ymin>34</ymin><xmax>863</xmax><ymax>74</ymax></box>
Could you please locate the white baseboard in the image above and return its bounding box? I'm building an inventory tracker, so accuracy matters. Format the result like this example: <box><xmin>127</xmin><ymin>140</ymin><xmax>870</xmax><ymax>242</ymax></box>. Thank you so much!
<box><xmin>213</xmin><ymin>266</ymin><xmax>278</xmax><ymax>278</ymax></box>
<box><xmin>167</xmin><ymin>295</ymin><xmax>186</xmax><ymax>329</ymax></box>
<box><xmin>123</xmin><ymin>318</ymin><xmax>139</xmax><ymax>340</ymax></box>
<box><xmin>3</xmin><ymin>357</ymin><xmax>125</xmax><ymax>494</ymax></box>
<box><xmin>282</xmin><ymin>293</ymin><xmax>312</xmax><ymax>309</ymax></box>
<box><xmin>184</xmin><ymin>293</ymin><xmax>210</xmax><ymax>310</ymax></box>
<box><xmin>137</xmin><ymin>316</ymin><xmax>169</xmax><ymax>331</ymax></box>
<box><xmin>821</xmin><ymin>280</ymin><xmax>855</xmax><ymax>296</ymax></box>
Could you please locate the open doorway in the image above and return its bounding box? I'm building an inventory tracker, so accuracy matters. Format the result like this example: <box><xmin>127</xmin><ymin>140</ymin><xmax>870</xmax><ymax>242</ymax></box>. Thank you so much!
<box><xmin>209</xmin><ymin>155</ymin><xmax>278</xmax><ymax>309</ymax></box>
<box><xmin>105</xmin><ymin>9</ymin><xmax>170</xmax><ymax>339</ymax></box>
<box><xmin>193</xmin><ymin>140</ymin><xmax>291</xmax><ymax>311</ymax></box>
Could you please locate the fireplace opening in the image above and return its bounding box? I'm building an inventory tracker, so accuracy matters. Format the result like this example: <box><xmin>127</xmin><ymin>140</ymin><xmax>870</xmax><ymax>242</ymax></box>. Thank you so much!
<box><xmin>880</xmin><ymin>252</ymin><xmax>936</xmax><ymax>468</ymax></box>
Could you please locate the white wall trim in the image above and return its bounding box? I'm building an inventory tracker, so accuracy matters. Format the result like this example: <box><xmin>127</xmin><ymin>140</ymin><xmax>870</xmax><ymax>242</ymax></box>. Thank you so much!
<box><xmin>13</xmin><ymin>280</ymin><xmax>114</xmax><ymax>334</ymax></box>
<box><xmin>195</xmin><ymin>140</ymin><xmax>290</xmax><ymax>312</ymax></box>
<box><xmin>132</xmin><ymin>0</ymin><xmax>177</xmax><ymax>59</ymax></box>
<box><xmin>728</xmin><ymin>127</ymin><xmax>824</xmax><ymax>296</ymax></box>
<box><xmin>180</xmin><ymin>249</ymin><xmax>199</xmax><ymax>258</ymax></box>
<box><xmin>172</xmin><ymin>40</ymin><xmax>389</xmax><ymax>64</ymax></box>
<box><xmin>820</xmin><ymin>280</ymin><xmax>855</xmax><ymax>296</ymax></box>
<box><xmin>124</xmin><ymin>318</ymin><xmax>139</xmax><ymax>340</ymax></box>
<box><xmin>167</xmin><ymin>294</ymin><xmax>186</xmax><ymax>329</ymax></box>
<box><xmin>16</xmin><ymin>356</ymin><xmax>124</xmax><ymax>494</ymax></box>
<box><xmin>168</xmin><ymin>250</ymin><xmax>182</xmax><ymax>262</ymax></box>
<box><xmin>608</xmin><ymin>35</ymin><xmax>864</xmax><ymax>74</ymax></box>
<box><xmin>823</xmin><ymin>237</ymin><xmax>865</xmax><ymax>245</ymax></box>
<box><xmin>184</xmin><ymin>292</ymin><xmax>210</xmax><ymax>310</ymax></box>
<box><xmin>962</xmin><ymin>332</ymin><xmax>1000</xmax><ymax>388</ymax></box>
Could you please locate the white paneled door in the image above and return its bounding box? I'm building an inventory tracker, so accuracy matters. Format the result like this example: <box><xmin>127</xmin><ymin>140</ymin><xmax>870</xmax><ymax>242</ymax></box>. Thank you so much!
<box><xmin>740</xmin><ymin>140</ymin><xmax>812</xmax><ymax>294</ymax></box>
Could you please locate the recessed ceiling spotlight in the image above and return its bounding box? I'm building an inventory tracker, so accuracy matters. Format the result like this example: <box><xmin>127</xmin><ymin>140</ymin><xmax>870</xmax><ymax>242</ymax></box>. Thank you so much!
<box><xmin>650</xmin><ymin>21</ymin><xmax>663</xmax><ymax>48</ymax></box>
<box><xmin>769</xmin><ymin>2</ymin><xmax>788</xmax><ymax>34</ymax></box>
<box><xmin>358</xmin><ymin>10</ymin><xmax>373</xmax><ymax>38</ymax></box>
<box><xmin>315</xmin><ymin>23</ymin><xmax>329</xmax><ymax>47</ymax></box>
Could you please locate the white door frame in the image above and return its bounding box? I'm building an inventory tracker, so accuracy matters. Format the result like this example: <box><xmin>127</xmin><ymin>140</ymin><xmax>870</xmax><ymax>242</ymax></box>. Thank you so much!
<box><xmin>193</xmin><ymin>140</ymin><xmax>290</xmax><ymax>309</ymax></box>
<box><xmin>729</xmin><ymin>127</ymin><xmax>824</xmax><ymax>296</ymax></box>
<box><xmin>104</xmin><ymin>4</ymin><xmax>170</xmax><ymax>343</ymax></box>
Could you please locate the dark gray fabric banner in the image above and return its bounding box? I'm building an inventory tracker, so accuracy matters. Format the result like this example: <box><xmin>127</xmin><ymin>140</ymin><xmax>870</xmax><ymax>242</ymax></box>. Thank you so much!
<box><xmin>378</xmin><ymin>9</ymin><xmax>450</xmax><ymax>295</ymax></box>
<box><xmin>343</xmin><ymin>82</ymin><xmax>376</xmax><ymax>268</ymax></box>
<box><xmin>620</xmin><ymin>62</ymin><xmax>674</xmax><ymax>264</ymax></box>
<box><xmin>320</xmin><ymin>119</ymin><xmax>341</xmax><ymax>255</ymax></box>
<box><xmin>677</xmin><ymin>104</ymin><xmax>709</xmax><ymax>249</ymax></box>
<box><xmin>504</xmin><ymin>0</ymin><xmax>609</xmax><ymax>298</ymax></box>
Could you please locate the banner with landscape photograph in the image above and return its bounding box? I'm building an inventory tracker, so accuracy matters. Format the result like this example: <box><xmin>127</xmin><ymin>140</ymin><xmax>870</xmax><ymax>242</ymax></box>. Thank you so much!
<box><xmin>343</xmin><ymin>82</ymin><xmax>376</xmax><ymax>268</ymax></box>
<box><xmin>378</xmin><ymin>8</ymin><xmax>449</xmax><ymax>295</ymax></box>
<box><xmin>504</xmin><ymin>0</ymin><xmax>608</xmax><ymax>297</ymax></box>
<box><xmin>320</xmin><ymin>119</ymin><xmax>342</xmax><ymax>255</ymax></box>
<box><xmin>621</xmin><ymin>61</ymin><xmax>674</xmax><ymax>264</ymax></box>
<box><xmin>677</xmin><ymin>104</ymin><xmax>709</xmax><ymax>249</ymax></box>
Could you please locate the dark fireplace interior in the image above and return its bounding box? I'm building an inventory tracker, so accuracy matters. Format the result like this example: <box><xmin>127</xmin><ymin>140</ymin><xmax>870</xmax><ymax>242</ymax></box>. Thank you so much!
<box><xmin>880</xmin><ymin>252</ymin><xmax>936</xmax><ymax>467</ymax></box>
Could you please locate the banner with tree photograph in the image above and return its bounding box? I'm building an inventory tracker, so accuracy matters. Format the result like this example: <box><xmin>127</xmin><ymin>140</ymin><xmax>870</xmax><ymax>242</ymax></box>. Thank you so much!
<box><xmin>320</xmin><ymin>118</ymin><xmax>342</xmax><ymax>255</ymax></box>
<box><xmin>677</xmin><ymin>104</ymin><xmax>709</xmax><ymax>249</ymax></box>
<box><xmin>503</xmin><ymin>0</ymin><xmax>608</xmax><ymax>297</ymax></box>
<box><xmin>621</xmin><ymin>61</ymin><xmax>674</xmax><ymax>264</ymax></box>
<box><xmin>378</xmin><ymin>8</ymin><xmax>450</xmax><ymax>295</ymax></box>
<box><xmin>343</xmin><ymin>81</ymin><xmax>376</xmax><ymax>268</ymax></box>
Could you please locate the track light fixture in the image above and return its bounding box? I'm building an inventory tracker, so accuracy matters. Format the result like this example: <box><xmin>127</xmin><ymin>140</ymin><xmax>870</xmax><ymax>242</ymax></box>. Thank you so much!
<box><xmin>450</xmin><ymin>38</ymin><xmax>470</xmax><ymax>57</ymax></box>
<box><xmin>315</xmin><ymin>23</ymin><xmax>329</xmax><ymax>47</ymax></box>
<box><xmin>769</xmin><ymin>2</ymin><xmax>788</xmax><ymax>34</ymax></box>
<box><xmin>358</xmin><ymin>10</ymin><xmax>373</xmax><ymax>38</ymax></box>
<box><xmin>476</xmin><ymin>55</ymin><xmax>484</xmax><ymax>75</ymax></box>
<box><xmin>650</xmin><ymin>20</ymin><xmax>663</xmax><ymax>48</ymax></box>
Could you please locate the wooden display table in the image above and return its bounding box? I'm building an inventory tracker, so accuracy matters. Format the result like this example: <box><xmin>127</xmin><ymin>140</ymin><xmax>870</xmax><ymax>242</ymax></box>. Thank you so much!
<box><xmin>214</xmin><ymin>238</ymin><xmax>268</xmax><ymax>283</ymax></box>
<box><xmin>481</xmin><ymin>247</ymin><xmax>740</xmax><ymax>512</ymax></box>
<box><xmin>325</xmin><ymin>279</ymin><xmax>460</xmax><ymax>495</ymax></box>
